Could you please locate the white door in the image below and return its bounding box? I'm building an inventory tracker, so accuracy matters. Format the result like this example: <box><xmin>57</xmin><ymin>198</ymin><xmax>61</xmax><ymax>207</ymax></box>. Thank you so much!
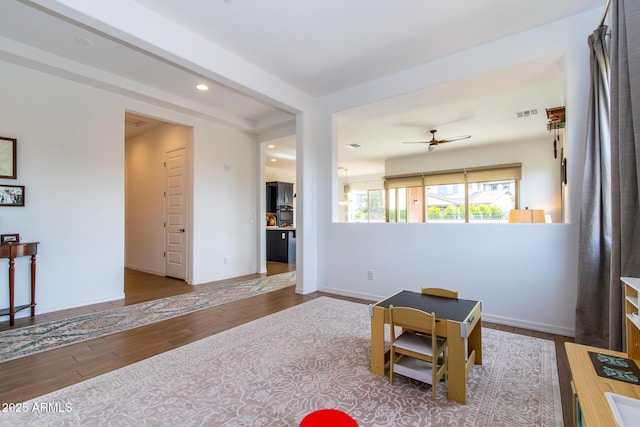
<box><xmin>164</xmin><ymin>147</ymin><xmax>187</xmax><ymax>280</ymax></box>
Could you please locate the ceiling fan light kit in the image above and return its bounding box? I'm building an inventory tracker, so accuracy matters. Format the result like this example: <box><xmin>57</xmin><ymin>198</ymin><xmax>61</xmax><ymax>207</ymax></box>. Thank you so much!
<box><xmin>402</xmin><ymin>129</ymin><xmax>471</xmax><ymax>152</ymax></box>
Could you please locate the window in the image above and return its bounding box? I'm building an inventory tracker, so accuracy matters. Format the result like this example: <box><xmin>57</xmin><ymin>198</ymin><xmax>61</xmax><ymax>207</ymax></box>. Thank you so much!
<box><xmin>468</xmin><ymin>180</ymin><xmax>515</xmax><ymax>223</ymax></box>
<box><xmin>427</xmin><ymin>183</ymin><xmax>464</xmax><ymax>222</ymax></box>
<box><xmin>397</xmin><ymin>188</ymin><xmax>407</xmax><ymax>222</ymax></box>
<box><xmin>367</xmin><ymin>189</ymin><xmax>385</xmax><ymax>222</ymax></box>
<box><xmin>344</xmin><ymin>189</ymin><xmax>385</xmax><ymax>222</ymax></box>
<box><xmin>384</xmin><ymin>164</ymin><xmax>521</xmax><ymax>223</ymax></box>
<box><xmin>388</xmin><ymin>188</ymin><xmax>396</xmax><ymax>222</ymax></box>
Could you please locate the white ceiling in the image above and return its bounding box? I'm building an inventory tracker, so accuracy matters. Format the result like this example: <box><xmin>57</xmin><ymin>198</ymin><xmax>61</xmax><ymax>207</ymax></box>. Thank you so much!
<box><xmin>0</xmin><ymin>0</ymin><xmax>295</xmax><ymax>135</ymax></box>
<box><xmin>132</xmin><ymin>0</ymin><xmax>602</xmax><ymax>97</ymax></box>
<box><xmin>337</xmin><ymin>53</ymin><xmax>567</xmax><ymax>176</ymax></box>
<box><xmin>0</xmin><ymin>0</ymin><xmax>604</xmax><ymax>176</ymax></box>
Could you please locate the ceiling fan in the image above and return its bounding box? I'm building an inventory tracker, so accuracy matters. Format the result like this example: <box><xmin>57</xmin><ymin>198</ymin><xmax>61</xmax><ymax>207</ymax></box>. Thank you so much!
<box><xmin>402</xmin><ymin>129</ymin><xmax>471</xmax><ymax>152</ymax></box>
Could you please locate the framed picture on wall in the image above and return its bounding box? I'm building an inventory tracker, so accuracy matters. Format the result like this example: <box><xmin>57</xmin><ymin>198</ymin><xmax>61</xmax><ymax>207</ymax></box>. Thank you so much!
<box><xmin>0</xmin><ymin>184</ymin><xmax>24</xmax><ymax>206</ymax></box>
<box><xmin>0</xmin><ymin>136</ymin><xmax>17</xmax><ymax>179</ymax></box>
<box><xmin>0</xmin><ymin>233</ymin><xmax>20</xmax><ymax>244</ymax></box>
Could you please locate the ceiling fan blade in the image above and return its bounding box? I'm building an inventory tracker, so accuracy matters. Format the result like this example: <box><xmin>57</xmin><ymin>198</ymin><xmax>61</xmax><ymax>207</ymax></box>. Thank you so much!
<box><xmin>402</xmin><ymin>130</ymin><xmax>470</xmax><ymax>150</ymax></box>
<box><xmin>437</xmin><ymin>135</ymin><xmax>471</xmax><ymax>143</ymax></box>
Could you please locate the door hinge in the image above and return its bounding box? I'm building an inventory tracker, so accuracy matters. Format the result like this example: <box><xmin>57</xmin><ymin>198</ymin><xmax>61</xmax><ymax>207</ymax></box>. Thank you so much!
<box><xmin>163</xmin><ymin>251</ymin><xmax>166</xmax><ymax>258</ymax></box>
<box><xmin>164</xmin><ymin>222</ymin><xmax>166</xmax><ymax>228</ymax></box>
<box><xmin>164</xmin><ymin>161</ymin><xmax>166</xmax><ymax>167</ymax></box>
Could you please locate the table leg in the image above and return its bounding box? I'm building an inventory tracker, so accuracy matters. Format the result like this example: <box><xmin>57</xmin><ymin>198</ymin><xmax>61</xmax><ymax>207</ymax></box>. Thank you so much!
<box><xmin>468</xmin><ymin>317</ymin><xmax>482</xmax><ymax>365</ymax></box>
<box><xmin>30</xmin><ymin>254</ymin><xmax>37</xmax><ymax>316</ymax></box>
<box><xmin>9</xmin><ymin>257</ymin><xmax>15</xmax><ymax>326</ymax></box>
<box><xmin>446</xmin><ymin>320</ymin><xmax>467</xmax><ymax>404</ymax></box>
<box><xmin>371</xmin><ymin>305</ymin><xmax>386</xmax><ymax>376</ymax></box>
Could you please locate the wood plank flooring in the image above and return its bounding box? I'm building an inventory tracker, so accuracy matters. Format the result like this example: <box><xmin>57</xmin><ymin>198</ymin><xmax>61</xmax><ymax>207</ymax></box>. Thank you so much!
<box><xmin>0</xmin><ymin>263</ymin><xmax>574</xmax><ymax>426</ymax></box>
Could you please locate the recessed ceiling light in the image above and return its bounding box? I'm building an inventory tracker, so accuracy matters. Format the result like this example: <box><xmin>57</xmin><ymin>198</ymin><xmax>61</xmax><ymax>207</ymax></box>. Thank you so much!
<box><xmin>270</xmin><ymin>158</ymin><xmax>277</xmax><ymax>162</ymax></box>
<box><xmin>196</xmin><ymin>83</ymin><xmax>209</xmax><ymax>91</ymax></box>
<box><xmin>267</xmin><ymin>144</ymin><xmax>275</xmax><ymax>148</ymax></box>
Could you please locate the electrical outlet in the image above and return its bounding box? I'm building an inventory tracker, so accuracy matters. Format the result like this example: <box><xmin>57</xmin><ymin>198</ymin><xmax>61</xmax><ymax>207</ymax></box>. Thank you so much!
<box><xmin>367</xmin><ymin>270</ymin><xmax>375</xmax><ymax>280</ymax></box>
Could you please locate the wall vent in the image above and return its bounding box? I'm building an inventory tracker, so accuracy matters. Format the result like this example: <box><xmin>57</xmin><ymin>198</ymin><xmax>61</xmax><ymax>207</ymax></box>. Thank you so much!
<box><xmin>125</xmin><ymin>118</ymin><xmax>147</xmax><ymax>127</ymax></box>
<box><xmin>516</xmin><ymin>109</ymin><xmax>538</xmax><ymax>118</ymax></box>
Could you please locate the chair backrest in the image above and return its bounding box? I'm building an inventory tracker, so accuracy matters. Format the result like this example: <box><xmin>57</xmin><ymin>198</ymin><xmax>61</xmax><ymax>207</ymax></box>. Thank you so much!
<box><xmin>421</xmin><ymin>287</ymin><xmax>459</xmax><ymax>299</ymax></box>
<box><xmin>389</xmin><ymin>305</ymin><xmax>436</xmax><ymax>336</ymax></box>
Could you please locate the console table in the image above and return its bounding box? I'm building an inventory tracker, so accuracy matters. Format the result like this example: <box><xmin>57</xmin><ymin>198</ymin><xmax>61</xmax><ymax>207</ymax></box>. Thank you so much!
<box><xmin>0</xmin><ymin>242</ymin><xmax>39</xmax><ymax>326</ymax></box>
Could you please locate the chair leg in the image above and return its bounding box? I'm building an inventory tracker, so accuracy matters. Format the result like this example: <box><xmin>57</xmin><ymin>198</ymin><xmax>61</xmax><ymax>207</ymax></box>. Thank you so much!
<box><xmin>444</xmin><ymin>348</ymin><xmax>449</xmax><ymax>381</ymax></box>
<box><xmin>432</xmin><ymin>364</ymin><xmax>437</xmax><ymax>400</ymax></box>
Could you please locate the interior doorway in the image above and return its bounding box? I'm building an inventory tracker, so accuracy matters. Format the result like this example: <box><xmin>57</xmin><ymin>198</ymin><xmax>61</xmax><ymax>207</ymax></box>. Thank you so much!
<box><xmin>263</xmin><ymin>135</ymin><xmax>297</xmax><ymax>275</ymax></box>
<box><xmin>124</xmin><ymin>112</ymin><xmax>191</xmax><ymax>282</ymax></box>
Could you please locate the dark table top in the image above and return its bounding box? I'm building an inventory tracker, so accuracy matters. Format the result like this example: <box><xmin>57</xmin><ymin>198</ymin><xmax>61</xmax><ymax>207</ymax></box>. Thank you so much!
<box><xmin>374</xmin><ymin>290</ymin><xmax>480</xmax><ymax>323</ymax></box>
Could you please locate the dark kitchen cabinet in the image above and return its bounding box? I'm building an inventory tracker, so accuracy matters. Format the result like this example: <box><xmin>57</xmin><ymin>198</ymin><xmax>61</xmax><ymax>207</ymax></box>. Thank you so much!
<box><xmin>278</xmin><ymin>182</ymin><xmax>294</xmax><ymax>205</ymax></box>
<box><xmin>266</xmin><ymin>183</ymin><xmax>277</xmax><ymax>212</ymax></box>
<box><xmin>266</xmin><ymin>181</ymin><xmax>293</xmax><ymax>211</ymax></box>
<box><xmin>266</xmin><ymin>229</ymin><xmax>296</xmax><ymax>263</ymax></box>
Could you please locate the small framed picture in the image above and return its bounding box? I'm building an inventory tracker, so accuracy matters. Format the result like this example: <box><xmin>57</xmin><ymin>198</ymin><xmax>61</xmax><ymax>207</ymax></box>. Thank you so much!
<box><xmin>0</xmin><ymin>234</ymin><xmax>20</xmax><ymax>244</ymax></box>
<box><xmin>0</xmin><ymin>184</ymin><xmax>24</xmax><ymax>206</ymax></box>
<box><xmin>0</xmin><ymin>136</ymin><xmax>17</xmax><ymax>179</ymax></box>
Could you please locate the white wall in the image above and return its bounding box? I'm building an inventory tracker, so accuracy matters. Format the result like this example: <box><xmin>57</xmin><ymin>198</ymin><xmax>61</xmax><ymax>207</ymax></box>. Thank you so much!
<box><xmin>385</xmin><ymin>137</ymin><xmax>562</xmax><ymax>222</ymax></box>
<box><xmin>312</xmin><ymin>10</ymin><xmax>600</xmax><ymax>336</ymax></box>
<box><xmin>0</xmin><ymin>61</ymin><xmax>125</xmax><ymax>314</ymax></box>
<box><xmin>0</xmin><ymin>58</ymin><xmax>261</xmax><ymax>317</ymax></box>
<box><xmin>191</xmin><ymin>121</ymin><xmax>259</xmax><ymax>284</ymax></box>
<box><xmin>125</xmin><ymin>123</ymin><xmax>190</xmax><ymax>275</ymax></box>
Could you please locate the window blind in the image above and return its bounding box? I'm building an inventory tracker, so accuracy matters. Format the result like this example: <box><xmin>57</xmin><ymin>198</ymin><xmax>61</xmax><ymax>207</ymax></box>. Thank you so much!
<box><xmin>384</xmin><ymin>163</ymin><xmax>521</xmax><ymax>188</ymax></box>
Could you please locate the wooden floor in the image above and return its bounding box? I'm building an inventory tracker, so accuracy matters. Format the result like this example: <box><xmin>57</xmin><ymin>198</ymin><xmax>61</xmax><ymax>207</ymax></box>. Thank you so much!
<box><xmin>0</xmin><ymin>263</ymin><xmax>574</xmax><ymax>426</ymax></box>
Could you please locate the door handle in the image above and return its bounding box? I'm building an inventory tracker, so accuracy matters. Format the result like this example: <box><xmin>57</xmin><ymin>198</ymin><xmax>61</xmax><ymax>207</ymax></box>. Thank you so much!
<box><xmin>179</xmin><ymin>228</ymin><xmax>185</xmax><ymax>232</ymax></box>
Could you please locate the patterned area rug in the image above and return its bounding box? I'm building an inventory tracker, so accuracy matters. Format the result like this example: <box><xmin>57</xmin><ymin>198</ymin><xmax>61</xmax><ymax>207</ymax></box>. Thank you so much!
<box><xmin>0</xmin><ymin>271</ymin><xmax>296</xmax><ymax>363</ymax></box>
<box><xmin>1</xmin><ymin>297</ymin><xmax>563</xmax><ymax>427</ymax></box>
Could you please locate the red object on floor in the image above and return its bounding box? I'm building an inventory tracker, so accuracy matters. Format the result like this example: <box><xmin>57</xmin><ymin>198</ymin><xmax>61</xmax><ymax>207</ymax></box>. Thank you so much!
<box><xmin>300</xmin><ymin>409</ymin><xmax>358</xmax><ymax>426</ymax></box>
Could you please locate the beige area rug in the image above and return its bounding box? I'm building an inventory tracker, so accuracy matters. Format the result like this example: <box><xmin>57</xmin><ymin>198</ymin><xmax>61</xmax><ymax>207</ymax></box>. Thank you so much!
<box><xmin>1</xmin><ymin>297</ymin><xmax>562</xmax><ymax>427</ymax></box>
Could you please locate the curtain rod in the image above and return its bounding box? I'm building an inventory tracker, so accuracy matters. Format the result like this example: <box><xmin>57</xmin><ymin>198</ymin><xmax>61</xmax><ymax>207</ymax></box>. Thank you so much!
<box><xmin>600</xmin><ymin>0</ymin><xmax>611</xmax><ymax>27</ymax></box>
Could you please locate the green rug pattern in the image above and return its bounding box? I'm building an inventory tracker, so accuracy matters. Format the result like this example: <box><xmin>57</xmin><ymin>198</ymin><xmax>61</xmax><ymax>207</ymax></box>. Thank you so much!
<box><xmin>0</xmin><ymin>272</ymin><xmax>296</xmax><ymax>363</ymax></box>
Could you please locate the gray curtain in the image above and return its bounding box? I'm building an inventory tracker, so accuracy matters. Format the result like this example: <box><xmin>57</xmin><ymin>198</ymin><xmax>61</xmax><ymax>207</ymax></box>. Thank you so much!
<box><xmin>575</xmin><ymin>25</ymin><xmax>612</xmax><ymax>348</ymax></box>
<box><xmin>576</xmin><ymin>0</ymin><xmax>640</xmax><ymax>350</ymax></box>
<box><xmin>610</xmin><ymin>0</ymin><xmax>640</xmax><ymax>349</ymax></box>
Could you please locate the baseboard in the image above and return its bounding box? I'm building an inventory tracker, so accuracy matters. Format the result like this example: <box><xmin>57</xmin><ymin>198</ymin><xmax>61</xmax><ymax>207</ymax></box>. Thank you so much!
<box><xmin>125</xmin><ymin>264</ymin><xmax>163</xmax><ymax>276</ymax></box>
<box><xmin>190</xmin><ymin>269</ymin><xmax>261</xmax><ymax>286</ymax></box>
<box><xmin>317</xmin><ymin>285</ymin><xmax>575</xmax><ymax>338</ymax></box>
<box><xmin>315</xmin><ymin>285</ymin><xmax>380</xmax><ymax>303</ymax></box>
<box><xmin>22</xmin><ymin>292</ymin><xmax>126</xmax><ymax>318</ymax></box>
<box><xmin>295</xmin><ymin>285</ymin><xmax>315</xmax><ymax>295</ymax></box>
<box><xmin>482</xmin><ymin>313</ymin><xmax>575</xmax><ymax>337</ymax></box>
